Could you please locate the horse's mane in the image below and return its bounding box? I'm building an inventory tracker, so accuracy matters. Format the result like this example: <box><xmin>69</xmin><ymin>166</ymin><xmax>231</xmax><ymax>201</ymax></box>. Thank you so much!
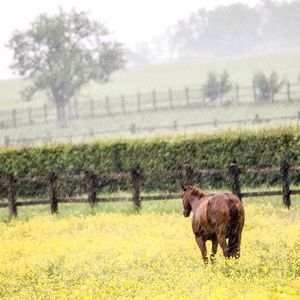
<box><xmin>190</xmin><ymin>186</ymin><xmax>208</xmax><ymax>198</ymax></box>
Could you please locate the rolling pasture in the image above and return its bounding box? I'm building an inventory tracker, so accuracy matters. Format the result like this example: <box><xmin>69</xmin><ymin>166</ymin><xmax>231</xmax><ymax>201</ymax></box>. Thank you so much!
<box><xmin>1</xmin><ymin>50</ymin><xmax>300</xmax><ymax>146</ymax></box>
<box><xmin>1</xmin><ymin>50</ymin><xmax>300</xmax><ymax>299</ymax></box>
<box><xmin>0</xmin><ymin>197</ymin><xmax>299</xmax><ymax>299</ymax></box>
<box><xmin>3</xmin><ymin>101</ymin><xmax>300</xmax><ymax>147</ymax></box>
<box><xmin>1</xmin><ymin>50</ymin><xmax>300</xmax><ymax>109</ymax></box>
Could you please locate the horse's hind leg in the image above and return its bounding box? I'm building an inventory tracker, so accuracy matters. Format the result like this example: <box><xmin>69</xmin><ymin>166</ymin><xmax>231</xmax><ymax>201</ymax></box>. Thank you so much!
<box><xmin>210</xmin><ymin>237</ymin><xmax>218</xmax><ymax>263</ymax></box>
<box><xmin>229</xmin><ymin>231</ymin><xmax>242</xmax><ymax>258</ymax></box>
<box><xmin>217</xmin><ymin>233</ymin><xmax>230</xmax><ymax>258</ymax></box>
<box><xmin>228</xmin><ymin>235</ymin><xmax>237</xmax><ymax>258</ymax></box>
<box><xmin>234</xmin><ymin>232</ymin><xmax>242</xmax><ymax>259</ymax></box>
<box><xmin>195</xmin><ymin>235</ymin><xmax>208</xmax><ymax>264</ymax></box>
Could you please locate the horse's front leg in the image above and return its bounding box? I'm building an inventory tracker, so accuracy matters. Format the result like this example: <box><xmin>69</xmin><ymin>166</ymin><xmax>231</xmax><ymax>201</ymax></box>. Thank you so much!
<box><xmin>210</xmin><ymin>236</ymin><xmax>218</xmax><ymax>263</ymax></box>
<box><xmin>195</xmin><ymin>235</ymin><xmax>208</xmax><ymax>264</ymax></box>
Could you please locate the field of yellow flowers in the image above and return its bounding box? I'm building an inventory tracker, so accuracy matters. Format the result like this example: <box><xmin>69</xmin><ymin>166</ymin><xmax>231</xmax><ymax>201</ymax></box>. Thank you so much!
<box><xmin>0</xmin><ymin>199</ymin><xmax>300</xmax><ymax>299</ymax></box>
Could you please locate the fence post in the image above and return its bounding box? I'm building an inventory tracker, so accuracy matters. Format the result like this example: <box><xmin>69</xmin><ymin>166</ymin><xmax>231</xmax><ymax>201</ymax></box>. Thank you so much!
<box><xmin>85</xmin><ymin>171</ymin><xmax>97</xmax><ymax>207</ymax></box>
<box><xmin>131</xmin><ymin>166</ymin><xmax>141</xmax><ymax>211</ymax></box>
<box><xmin>168</xmin><ymin>88</ymin><xmax>174</xmax><ymax>109</ymax></box>
<box><xmin>152</xmin><ymin>90</ymin><xmax>157</xmax><ymax>110</ymax></box>
<box><xmin>48</xmin><ymin>172</ymin><xmax>58</xmax><ymax>214</ymax></box>
<box><xmin>130</xmin><ymin>123</ymin><xmax>136</xmax><ymax>134</ymax></box>
<box><xmin>137</xmin><ymin>92</ymin><xmax>142</xmax><ymax>112</ymax></box>
<box><xmin>253</xmin><ymin>113</ymin><xmax>261</xmax><ymax>124</ymax></box>
<box><xmin>252</xmin><ymin>81</ymin><xmax>257</xmax><ymax>103</ymax></box>
<box><xmin>74</xmin><ymin>99</ymin><xmax>79</xmax><ymax>119</ymax></box>
<box><xmin>287</xmin><ymin>81</ymin><xmax>291</xmax><ymax>102</ymax></box>
<box><xmin>271</xmin><ymin>89</ymin><xmax>274</xmax><ymax>103</ymax></box>
<box><xmin>89</xmin><ymin>129</ymin><xmax>95</xmax><ymax>139</ymax></box>
<box><xmin>12</xmin><ymin>109</ymin><xmax>16</xmax><ymax>128</ymax></box>
<box><xmin>121</xmin><ymin>94</ymin><xmax>126</xmax><ymax>114</ymax></box>
<box><xmin>28</xmin><ymin>107</ymin><xmax>33</xmax><ymax>125</ymax></box>
<box><xmin>185</xmin><ymin>87</ymin><xmax>190</xmax><ymax>106</ymax></box>
<box><xmin>68</xmin><ymin>134</ymin><xmax>73</xmax><ymax>143</ymax></box>
<box><xmin>229</xmin><ymin>161</ymin><xmax>242</xmax><ymax>201</ymax></box>
<box><xmin>46</xmin><ymin>132</ymin><xmax>52</xmax><ymax>144</ymax></box>
<box><xmin>106</xmin><ymin>96</ymin><xmax>110</xmax><ymax>115</ymax></box>
<box><xmin>202</xmin><ymin>85</ymin><xmax>206</xmax><ymax>106</ymax></box>
<box><xmin>43</xmin><ymin>104</ymin><xmax>48</xmax><ymax>123</ymax></box>
<box><xmin>281</xmin><ymin>160</ymin><xmax>291</xmax><ymax>209</ymax></box>
<box><xmin>235</xmin><ymin>84</ymin><xmax>240</xmax><ymax>104</ymax></box>
<box><xmin>4</xmin><ymin>136</ymin><xmax>10</xmax><ymax>147</ymax></box>
<box><xmin>173</xmin><ymin>120</ymin><xmax>178</xmax><ymax>131</ymax></box>
<box><xmin>6</xmin><ymin>174</ymin><xmax>17</xmax><ymax>217</ymax></box>
<box><xmin>182</xmin><ymin>164</ymin><xmax>193</xmax><ymax>186</ymax></box>
<box><xmin>89</xmin><ymin>99</ymin><xmax>95</xmax><ymax>117</ymax></box>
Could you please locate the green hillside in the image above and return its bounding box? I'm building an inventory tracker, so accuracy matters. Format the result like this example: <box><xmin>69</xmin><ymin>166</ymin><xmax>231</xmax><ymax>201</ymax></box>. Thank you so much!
<box><xmin>1</xmin><ymin>50</ymin><xmax>300</xmax><ymax>110</ymax></box>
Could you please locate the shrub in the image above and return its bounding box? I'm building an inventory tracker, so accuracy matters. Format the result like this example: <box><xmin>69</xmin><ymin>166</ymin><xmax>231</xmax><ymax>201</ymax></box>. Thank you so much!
<box><xmin>202</xmin><ymin>71</ymin><xmax>233</xmax><ymax>103</ymax></box>
<box><xmin>253</xmin><ymin>71</ymin><xmax>285</xmax><ymax>103</ymax></box>
<box><xmin>0</xmin><ymin>128</ymin><xmax>299</xmax><ymax>197</ymax></box>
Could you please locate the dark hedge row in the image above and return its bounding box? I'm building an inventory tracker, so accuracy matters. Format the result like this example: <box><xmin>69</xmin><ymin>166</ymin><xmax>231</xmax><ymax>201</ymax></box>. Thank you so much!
<box><xmin>0</xmin><ymin>128</ymin><xmax>299</xmax><ymax>196</ymax></box>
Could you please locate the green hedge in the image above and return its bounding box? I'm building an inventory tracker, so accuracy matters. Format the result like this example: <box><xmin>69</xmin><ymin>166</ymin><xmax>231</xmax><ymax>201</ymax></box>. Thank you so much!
<box><xmin>0</xmin><ymin>128</ymin><xmax>300</xmax><ymax>196</ymax></box>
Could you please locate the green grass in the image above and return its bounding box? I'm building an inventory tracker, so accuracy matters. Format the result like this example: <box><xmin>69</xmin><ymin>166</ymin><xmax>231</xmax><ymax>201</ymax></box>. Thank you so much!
<box><xmin>1</xmin><ymin>50</ymin><xmax>300</xmax><ymax>109</ymax></box>
<box><xmin>1</xmin><ymin>191</ymin><xmax>299</xmax><ymax>223</ymax></box>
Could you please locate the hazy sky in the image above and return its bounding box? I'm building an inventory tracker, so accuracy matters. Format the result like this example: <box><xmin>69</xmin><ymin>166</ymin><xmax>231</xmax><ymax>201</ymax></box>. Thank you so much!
<box><xmin>0</xmin><ymin>0</ymin><xmax>262</xmax><ymax>79</ymax></box>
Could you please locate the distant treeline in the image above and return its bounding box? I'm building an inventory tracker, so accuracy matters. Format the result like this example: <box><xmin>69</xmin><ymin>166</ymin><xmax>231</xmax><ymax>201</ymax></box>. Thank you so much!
<box><xmin>131</xmin><ymin>1</ymin><xmax>300</xmax><ymax>63</ymax></box>
<box><xmin>170</xmin><ymin>1</ymin><xmax>300</xmax><ymax>57</ymax></box>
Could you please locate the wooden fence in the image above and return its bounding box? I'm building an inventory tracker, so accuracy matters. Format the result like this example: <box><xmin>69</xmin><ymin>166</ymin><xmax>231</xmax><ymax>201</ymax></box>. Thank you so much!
<box><xmin>0</xmin><ymin>161</ymin><xmax>298</xmax><ymax>218</ymax></box>
<box><xmin>0</xmin><ymin>81</ymin><xmax>299</xmax><ymax>131</ymax></box>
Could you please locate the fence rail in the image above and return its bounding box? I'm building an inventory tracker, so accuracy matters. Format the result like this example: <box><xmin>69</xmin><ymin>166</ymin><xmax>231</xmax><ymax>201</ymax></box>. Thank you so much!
<box><xmin>0</xmin><ymin>81</ymin><xmax>300</xmax><ymax>131</ymax></box>
<box><xmin>0</xmin><ymin>161</ymin><xmax>297</xmax><ymax>218</ymax></box>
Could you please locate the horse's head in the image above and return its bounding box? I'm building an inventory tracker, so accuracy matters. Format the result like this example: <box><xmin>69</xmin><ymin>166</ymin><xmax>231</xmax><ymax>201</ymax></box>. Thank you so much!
<box><xmin>181</xmin><ymin>185</ymin><xmax>207</xmax><ymax>217</ymax></box>
<box><xmin>181</xmin><ymin>185</ymin><xmax>192</xmax><ymax>217</ymax></box>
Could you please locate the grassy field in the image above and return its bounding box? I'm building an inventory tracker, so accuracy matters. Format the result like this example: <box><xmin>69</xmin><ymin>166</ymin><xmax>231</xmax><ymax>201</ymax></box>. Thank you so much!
<box><xmin>2</xmin><ymin>101</ymin><xmax>300</xmax><ymax>146</ymax></box>
<box><xmin>1</xmin><ymin>50</ymin><xmax>300</xmax><ymax>109</ymax></box>
<box><xmin>0</xmin><ymin>196</ymin><xmax>299</xmax><ymax>299</ymax></box>
<box><xmin>1</xmin><ymin>50</ymin><xmax>300</xmax><ymax>146</ymax></box>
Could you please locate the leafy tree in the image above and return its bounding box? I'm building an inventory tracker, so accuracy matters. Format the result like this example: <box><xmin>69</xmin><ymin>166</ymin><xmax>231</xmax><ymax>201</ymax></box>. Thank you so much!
<box><xmin>253</xmin><ymin>71</ymin><xmax>285</xmax><ymax>103</ymax></box>
<box><xmin>168</xmin><ymin>4</ymin><xmax>261</xmax><ymax>57</ymax></box>
<box><xmin>202</xmin><ymin>71</ymin><xmax>232</xmax><ymax>103</ymax></box>
<box><xmin>219</xmin><ymin>71</ymin><xmax>233</xmax><ymax>100</ymax></box>
<box><xmin>7</xmin><ymin>9</ymin><xmax>125</xmax><ymax>126</ymax></box>
<box><xmin>202</xmin><ymin>73</ymin><xmax>219</xmax><ymax>102</ymax></box>
<box><xmin>165</xmin><ymin>1</ymin><xmax>300</xmax><ymax>59</ymax></box>
<box><xmin>259</xmin><ymin>0</ymin><xmax>300</xmax><ymax>49</ymax></box>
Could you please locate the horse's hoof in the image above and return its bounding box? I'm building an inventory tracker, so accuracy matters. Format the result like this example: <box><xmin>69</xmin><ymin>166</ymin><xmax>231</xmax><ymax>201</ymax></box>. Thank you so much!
<box><xmin>210</xmin><ymin>254</ymin><xmax>216</xmax><ymax>264</ymax></box>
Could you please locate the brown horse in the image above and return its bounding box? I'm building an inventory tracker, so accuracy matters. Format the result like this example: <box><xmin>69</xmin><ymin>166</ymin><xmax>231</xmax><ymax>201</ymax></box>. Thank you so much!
<box><xmin>181</xmin><ymin>185</ymin><xmax>245</xmax><ymax>264</ymax></box>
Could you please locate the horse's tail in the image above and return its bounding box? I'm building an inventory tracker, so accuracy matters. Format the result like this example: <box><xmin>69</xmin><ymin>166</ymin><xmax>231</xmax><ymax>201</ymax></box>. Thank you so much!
<box><xmin>227</xmin><ymin>197</ymin><xmax>242</xmax><ymax>257</ymax></box>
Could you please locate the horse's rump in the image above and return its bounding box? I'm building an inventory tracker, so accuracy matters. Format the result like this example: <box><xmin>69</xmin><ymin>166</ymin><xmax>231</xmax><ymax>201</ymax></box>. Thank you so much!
<box><xmin>206</xmin><ymin>193</ymin><xmax>244</xmax><ymax>249</ymax></box>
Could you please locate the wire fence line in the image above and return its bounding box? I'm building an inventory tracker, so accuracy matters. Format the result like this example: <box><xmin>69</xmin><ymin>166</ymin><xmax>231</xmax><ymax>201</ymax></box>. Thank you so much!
<box><xmin>0</xmin><ymin>81</ymin><xmax>299</xmax><ymax>131</ymax></box>
<box><xmin>2</xmin><ymin>111</ymin><xmax>300</xmax><ymax>147</ymax></box>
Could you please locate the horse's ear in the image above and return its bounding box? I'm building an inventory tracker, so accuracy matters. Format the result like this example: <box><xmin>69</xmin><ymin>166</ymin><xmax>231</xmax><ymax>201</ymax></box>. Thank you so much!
<box><xmin>181</xmin><ymin>184</ymin><xmax>187</xmax><ymax>191</ymax></box>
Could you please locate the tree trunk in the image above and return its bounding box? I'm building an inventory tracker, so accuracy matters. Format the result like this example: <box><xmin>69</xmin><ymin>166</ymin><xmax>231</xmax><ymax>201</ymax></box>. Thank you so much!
<box><xmin>56</xmin><ymin>102</ymin><xmax>67</xmax><ymax>128</ymax></box>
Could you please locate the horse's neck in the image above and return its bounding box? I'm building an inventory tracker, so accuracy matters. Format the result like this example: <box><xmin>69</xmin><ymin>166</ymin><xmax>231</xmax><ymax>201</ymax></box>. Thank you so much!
<box><xmin>190</xmin><ymin>195</ymin><xmax>206</xmax><ymax>212</ymax></box>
